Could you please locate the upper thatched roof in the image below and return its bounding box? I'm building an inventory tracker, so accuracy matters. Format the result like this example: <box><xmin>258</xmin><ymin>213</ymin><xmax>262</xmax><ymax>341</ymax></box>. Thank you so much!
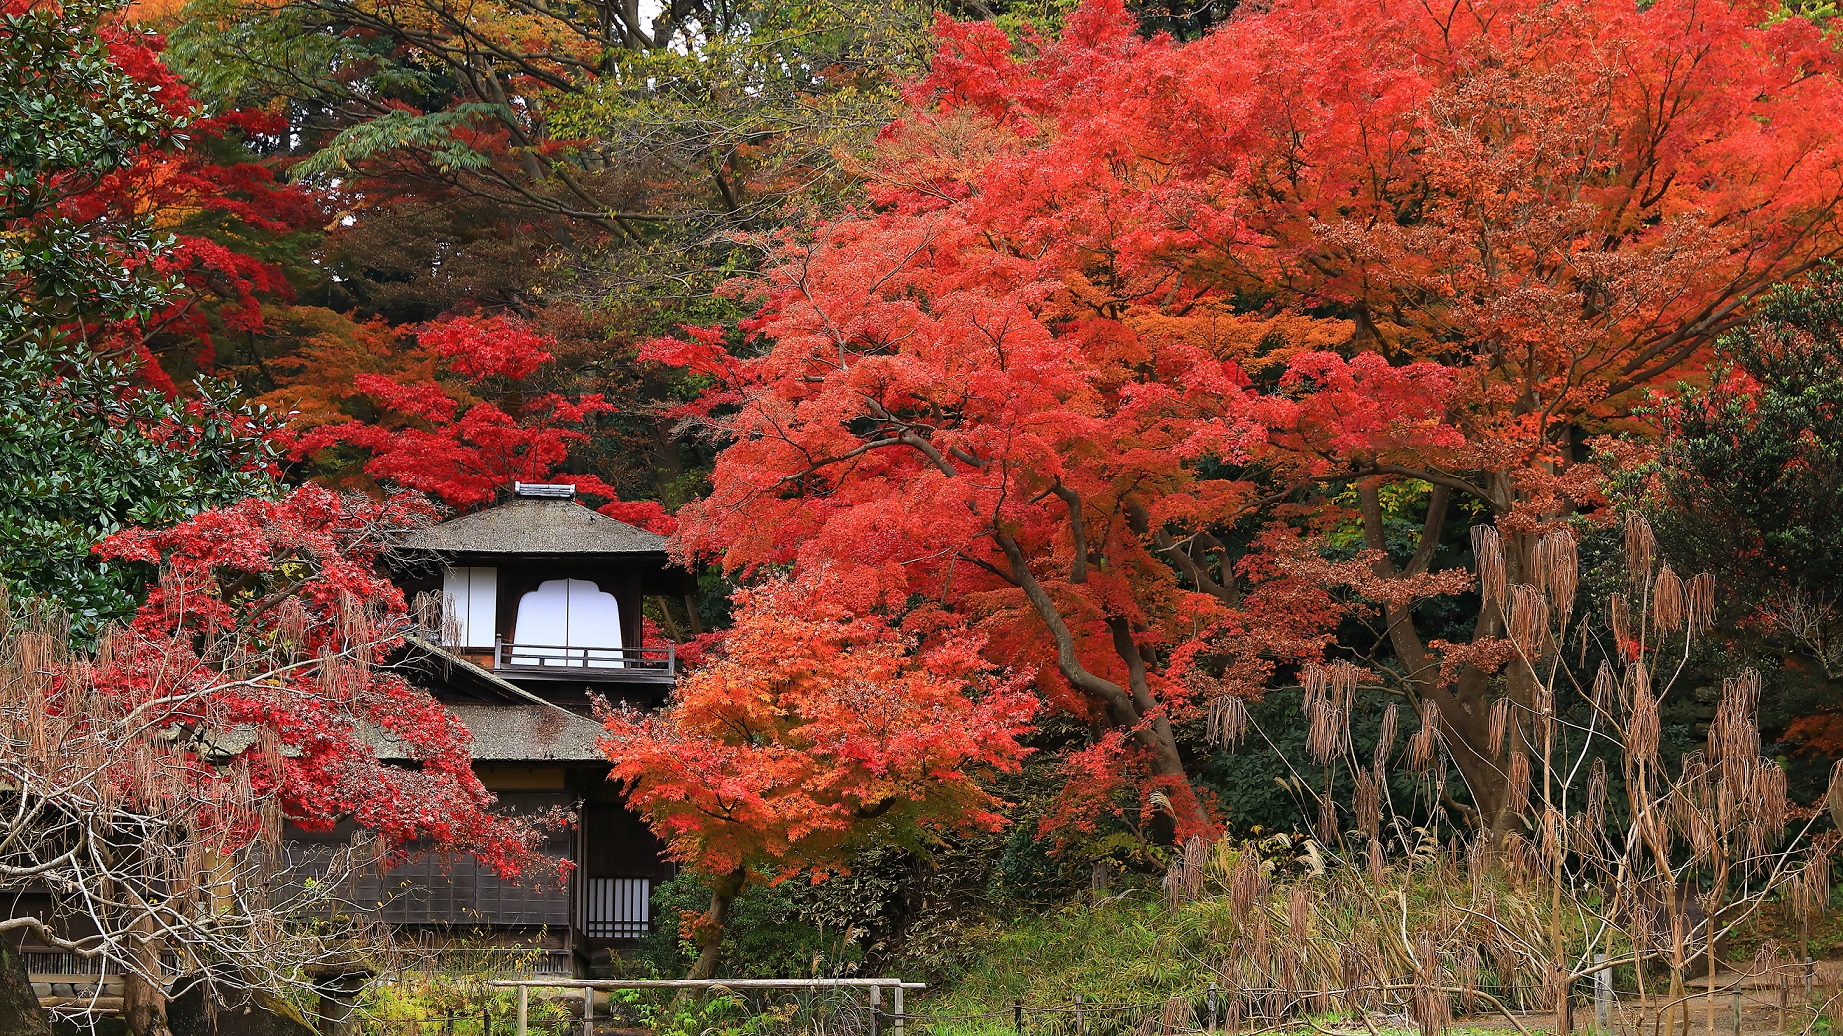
<box><xmin>392</xmin><ymin>497</ymin><xmax>667</xmax><ymax>557</ymax></box>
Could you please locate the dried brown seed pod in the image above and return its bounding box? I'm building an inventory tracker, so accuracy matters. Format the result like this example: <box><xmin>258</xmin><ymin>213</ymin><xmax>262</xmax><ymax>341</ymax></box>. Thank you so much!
<box><xmin>1407</xmin><ymin>705</ymin><xmax>1442</xmax><ymax>771</ymax></box>
<box><xmin>1355</xmin><ymin>768</ymin><xmax>1382</xmax><ymax>840</ymax></box>
<box><xmin>1509</xmin><ymin>584</ymin><xmax>1552</xmax><ymax>657</ymax></box>
<box><xmin>1627</xmin><ymin>684</ymin><xmax>1661</xmax><ymax>767</ymax></box>
<box><xmin>1686</xmin><ymin>572</ymin><xmax>1718</xmax><ymax>636</ymax></box>
<box><xmin>1489</xmin><ymin>696</ymin><xmax>1510</xmax><ymax>757</ymax></box>
<box><xmin>1208</xmin><ymin>694</ymin><xmax>1249</xmax><ymax>748</ymax></box>
<box><xmin>1653</xmin><ymin>562</ymin><xmax>1686</xmax><ymax>632</ymax></box>
<box><xmin>1506</xmin><ymin>750</ymin><xmax>1532</xmax><ymax>817</ymax></box>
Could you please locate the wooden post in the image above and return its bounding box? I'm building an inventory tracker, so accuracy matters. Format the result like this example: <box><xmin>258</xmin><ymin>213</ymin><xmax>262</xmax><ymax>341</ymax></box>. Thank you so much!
<box><xmin>871</xmin><ymin>984</ymin><xmax>882</xmax><ymax>1036</ymax></box>
<box><xmin>1557</xmin><ymin>963</ymin><xmax>1573</xmax><ymax>1036</ymax></box>
<box><xmin>1076</xmin><ymin>996</ymin><xmax>1086</xmax><ymax>1036</ymax></box>
<box><xmin>1594</xmin><ymin>954</ymin><xmax>1611</xmax><ymax>1033</ymax></box>
<box><xmin>1730</xmin><ymin>990</ymin><xmax>1741</xmax><ymax>1036</ymax></box>
<box><xmin>1803</xmin><ymin>916</ymin><xmax>1812</xmax><ymax>978</ymax></box>
<box><xmin>517</xmin><ymin>985</ymin><xmax>528</xmax><ymax>1036</ymax></box>
<box><xmin>583</xmin><ymin>985</ymin><xmax>593</xmax><ymax>1036</ymax></box>
<box><xmin>1014</xmin><ymin>998</ymin><xmax>1024</xmax><ymax>1036</ymax></box>
<box><xmin>893</xmin><ymin>983</ymin><xmax>905</xmax><ymax>1036</ymax></box>
<box><xmin>484</xmin><ymin>1007</ymin><xmax>491</xmax><ymax>1036</ymax></box>
<box><xmin>1780</xmin><ymin>970</ymin><xmax>1789</xmax><ymax>1034</ymax></box>
<box><xmin>1208</xmin><ymin>983</ymin><xmax>1218</xmax><ymax>1035</ymax></box>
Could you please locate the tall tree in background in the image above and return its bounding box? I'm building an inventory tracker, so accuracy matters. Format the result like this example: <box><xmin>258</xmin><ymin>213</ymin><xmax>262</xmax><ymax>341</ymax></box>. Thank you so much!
<box><xmin>165</xmin><ymin>0</ymin><xmax>925</xmax><ymax>262</ymax></box>
<box><xmin>0</xmin><ymin>0</ymin><xmax>283</xmax><ymax>630</ymax></box>
<box><xmin>58</xmin><ymin>29</ymin><xmax>323</xmax><ymax>389</ymax></box>
<box><xmin>1645</xmin><ymin>270</ymin><xmax>1843</xmax><ymax>670</ymax></box>
<box><xmin>148</xmin><ymin>0</ymin><xmax>961</xmax><ymax>517</ymax></box>
<box><xmin>654</xmin><ymin>0</ymin><xmax>1843</xmax><ymax>836</ymax></box>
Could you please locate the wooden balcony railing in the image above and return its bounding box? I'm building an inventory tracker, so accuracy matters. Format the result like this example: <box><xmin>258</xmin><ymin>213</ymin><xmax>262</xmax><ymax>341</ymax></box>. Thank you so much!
<box><xmin>492</xmin><ymin>638</ymin><xmax>676</xmax><ymax>678</ymax></box>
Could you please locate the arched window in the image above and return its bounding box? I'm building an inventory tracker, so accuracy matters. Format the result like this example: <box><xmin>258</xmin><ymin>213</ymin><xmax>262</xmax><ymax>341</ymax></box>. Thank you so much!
<box><xmin>510</xmin><ymin>578</ymin><xmax>623</xmax><ymax>666</ymax></box>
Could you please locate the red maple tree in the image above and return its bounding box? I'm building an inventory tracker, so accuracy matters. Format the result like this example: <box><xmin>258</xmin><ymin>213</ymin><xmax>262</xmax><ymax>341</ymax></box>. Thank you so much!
<box><xmin>651</xmin><ymin>0</ymin><xmax>1843</xmax><ymax>835</ymax></box>
<box><xmin>599</xmin><ymin>574</ymin><xmax>1036</xmax><ymax>977</ymax></box>
<box><xmin>63</xmin><ymin>19</ymin><xmax>320</xmax><ymax>389</ymax></box>
<box><xmin>95</xmin><ymin>485</ymin><xmax>549</xmax><ymax>869</ymax></box>
<box><xmin>284</xmin><ymin>314</ymin><xmax>674</xmax><ymax>531</ymax></box>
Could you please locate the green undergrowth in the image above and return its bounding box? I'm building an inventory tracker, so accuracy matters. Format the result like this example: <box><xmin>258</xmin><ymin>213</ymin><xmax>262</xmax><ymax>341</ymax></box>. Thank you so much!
<box><xmin>922</xmin><ymin>888</ymin><xmax>1202</xmax><ymax>1011</ymax></box>
<box><xmin>905</xmin><ymin>855</ymin><xmax>1843</xmax><ymax>1033</ymax></box>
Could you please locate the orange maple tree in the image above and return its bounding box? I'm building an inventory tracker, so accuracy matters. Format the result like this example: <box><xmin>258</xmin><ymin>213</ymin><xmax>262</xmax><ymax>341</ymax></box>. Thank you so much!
<box><xmin>599</xmin><ymin>575</ymin><xmax>1036</xmax><ymax>977</ymax></box>
<box><xmin>651</xmin><ymin>0</ymin><xmax>1843</xmax><ymax>835</ymax></box>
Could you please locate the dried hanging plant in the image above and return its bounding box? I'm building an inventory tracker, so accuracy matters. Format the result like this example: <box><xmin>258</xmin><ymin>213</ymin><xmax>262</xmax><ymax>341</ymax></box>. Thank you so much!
<box><xmin>1307</xmin><ymin>698</ymin><xmax>1348</xmax><ymax>764</ymax></box>
<box><xmin>1406</xmin><ymin>704</ymin><xmax>1442</xmax><ymax>771</ymax></box>
<box><xmin>1317</xmin><ymin>794</ymin><xmax>1339</xmax><ymax>842</ymax></box>
<box><xmin>1610</xmin><ymin>593</ymin><xmax>1632</xmax><ymax>653</ymax></box>
<box><xmin>1488</xmin><ymin>697</ymin><xmax>1510</xmax><ymax>758</ymax></box>
<box><xmin>1686</xmin><ymin>572</ymin><xmax>1718</xmax><ymax>637</ymax></box>
<box><xmin>1534</xmin><ymin>528</ymin><xmax>1579</xmax><ymax>628</ymax></box>
<box><xmin>1625</xmin><ymin>512</ymin><xmax>1659</xmax><ymax>585</ymax></box>
<box><xmin>1506</xmin><ymin>750</ymin><xmax>1532</xmax><ymax>816</ymax></box>
<box><xmin>1508</xmin><ymin>584</ymin><xmax>1552</xmax><ymax>658</ymax></box>
<box><xmin>1472</xmin><ymin>525</ymin><xmax>1508</xmax><ymax>611</ymax></box>
<box><xmin>1207</xmin><ymin>694</ymin><xmax>1250</xmax><ymax>748</ymax></box>
<box><xmin>1591</xmin><ymin>661</ymin><xmax>1619</xmax><ymax>717</ymax></box>
<box><xmin>1653</xmin><ymin>563</ymin><xmax>1686</xmax><ymax>632</ymax></box>
<box><xmin>1375</xmin><ymin>702</ymin><xmax>1400</xmax><ymax>771</ymax></box>
<box><xmin>1355</xmin><ymin>767</ymin><xmax>1382</xmax><ymax>840</ymax></box>
<box><xmin>1627</xmin><ymin>684</ymin><xmax>1661</xmax><ymax>767</ymax></box>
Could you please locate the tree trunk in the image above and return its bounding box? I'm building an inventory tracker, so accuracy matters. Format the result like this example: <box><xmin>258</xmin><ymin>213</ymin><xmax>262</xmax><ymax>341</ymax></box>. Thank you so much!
<box><xmin>123</xmin><ymin>972</ymin><xmax>172</xmax><ymax>1036</ymax></box>
<box><xmin>0</xmin><ymin>938</ymin><xmax>52</xmax><ymax>1036</ymax></box>
<box><xmin>685</xmin><ymin>869</ymin><xmax>747</xmax><ymax>981</ymax></box>
<box><xmin>123</xmin><ymin>914</ymin><xmax>171</xmax><ymax>1036</ymax></box>
<box><xmin>995</xmin><ymin>531</ymin><xmax>1206</xmax><ymax>839</ymax></box>
<box><xmin>1554</xmin><ymin>964</ymin><xmax>1572</xmax><ymax>1036</ymax></box>
<box><xmin>1355</xmin><ymin>481</ymin><xmax>1535</xmax><ymax>840</ymax></box>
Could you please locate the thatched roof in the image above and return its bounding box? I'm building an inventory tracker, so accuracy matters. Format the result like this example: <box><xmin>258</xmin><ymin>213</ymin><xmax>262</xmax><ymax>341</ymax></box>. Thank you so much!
<box><xmin>392</xmin><ymin>497</ymin><xmax>666</xmax><ymax>557</ymax></box>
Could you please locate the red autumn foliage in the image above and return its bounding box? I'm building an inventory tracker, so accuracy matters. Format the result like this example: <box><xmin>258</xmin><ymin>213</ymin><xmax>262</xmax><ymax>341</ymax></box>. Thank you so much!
<box><xmin>94</xmin><ymin>486</ymin><xmax>548</xmax><ymax>874</ymax></box>
<box><xmin>599</xmin><ymin>574</ymin><xmax>1035</xmax><ymax>975</ymax></box>
<box><xmin>66</xmin><ymin>21</ymin><xmax>318</xmax><ymax>387</ymax></box>
<box><xmin>653</xmin><ymin>0</ymin><xmax>1843</xmax><ymax>833</ymax></box>
<box><xmin>287</xmin><ymin>314</ymin><xmax>674</xmax><ymax>532</ymax></box>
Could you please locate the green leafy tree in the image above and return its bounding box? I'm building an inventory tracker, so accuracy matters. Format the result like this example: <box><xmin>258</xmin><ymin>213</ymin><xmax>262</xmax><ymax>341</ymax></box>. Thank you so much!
<box><xmin>0</xmin><ymin>351</ymin><xmax>277</xmax><ymax>630</ymax></box>
<box><xmin>1642</xmin><ymin>269</ymin><xmax>1843</xmax><ymax>676</ymax></box>
<box><xmin>1</xmin><ymin>0</ymin><xmax>279</xmax><ymax>631</ymax></box>
<box><xmin>3</xmin><ymin>0</ymin><xmax>172</xmax><ymax>331</ymax></box>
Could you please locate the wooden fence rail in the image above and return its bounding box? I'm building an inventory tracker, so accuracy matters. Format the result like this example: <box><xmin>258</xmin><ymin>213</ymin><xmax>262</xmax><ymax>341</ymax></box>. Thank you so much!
<box><xmin>485</xmin><ymin>978</ymin><xmax>926</xmax><ymax>1036</ymax></box>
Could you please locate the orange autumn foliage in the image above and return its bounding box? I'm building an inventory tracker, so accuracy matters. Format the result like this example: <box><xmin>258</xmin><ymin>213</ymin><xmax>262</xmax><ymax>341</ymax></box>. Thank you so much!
<box><xmin>598</xmin><ymin>575</ymin><xmax>1035</xmax><ymax>974</ymax></box>
<box><xmin>652</xmin><ymin>0</ymin><xmax>1843</xmax><ymax>834</ymax></box>
<box><xmin>600</xmin><ymin>576</ymin><xmax>1036</xmax><ymax>879</ymax></box>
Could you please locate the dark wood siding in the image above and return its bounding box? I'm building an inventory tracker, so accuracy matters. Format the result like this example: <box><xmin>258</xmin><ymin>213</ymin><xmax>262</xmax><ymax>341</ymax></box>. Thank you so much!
<box><xmin>352</xmin><ymin>854</ymin><xmax>568</xmax><ymax>927</ymax></box>
<box><xmin>581</xmin><ymin>803</ymin><xmax>671</xmax><ymax>880</ymax></box>
<box><xmin>284</xmin><ymin>791</ymin><xmax>575</xmax><ymax>929</ymax></box>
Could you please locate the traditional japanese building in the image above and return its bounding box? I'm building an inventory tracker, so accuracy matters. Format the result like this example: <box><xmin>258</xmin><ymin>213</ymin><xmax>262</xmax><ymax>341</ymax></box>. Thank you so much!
<box><xmin>354</xmin><ymin>482</ymin><xmax>693</xmax><ymax>973</ymax></box>
<box><xmin>15</xmin><ymin>484</ymin><xmax>690</xmax><ymax>1005</ymax></box>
